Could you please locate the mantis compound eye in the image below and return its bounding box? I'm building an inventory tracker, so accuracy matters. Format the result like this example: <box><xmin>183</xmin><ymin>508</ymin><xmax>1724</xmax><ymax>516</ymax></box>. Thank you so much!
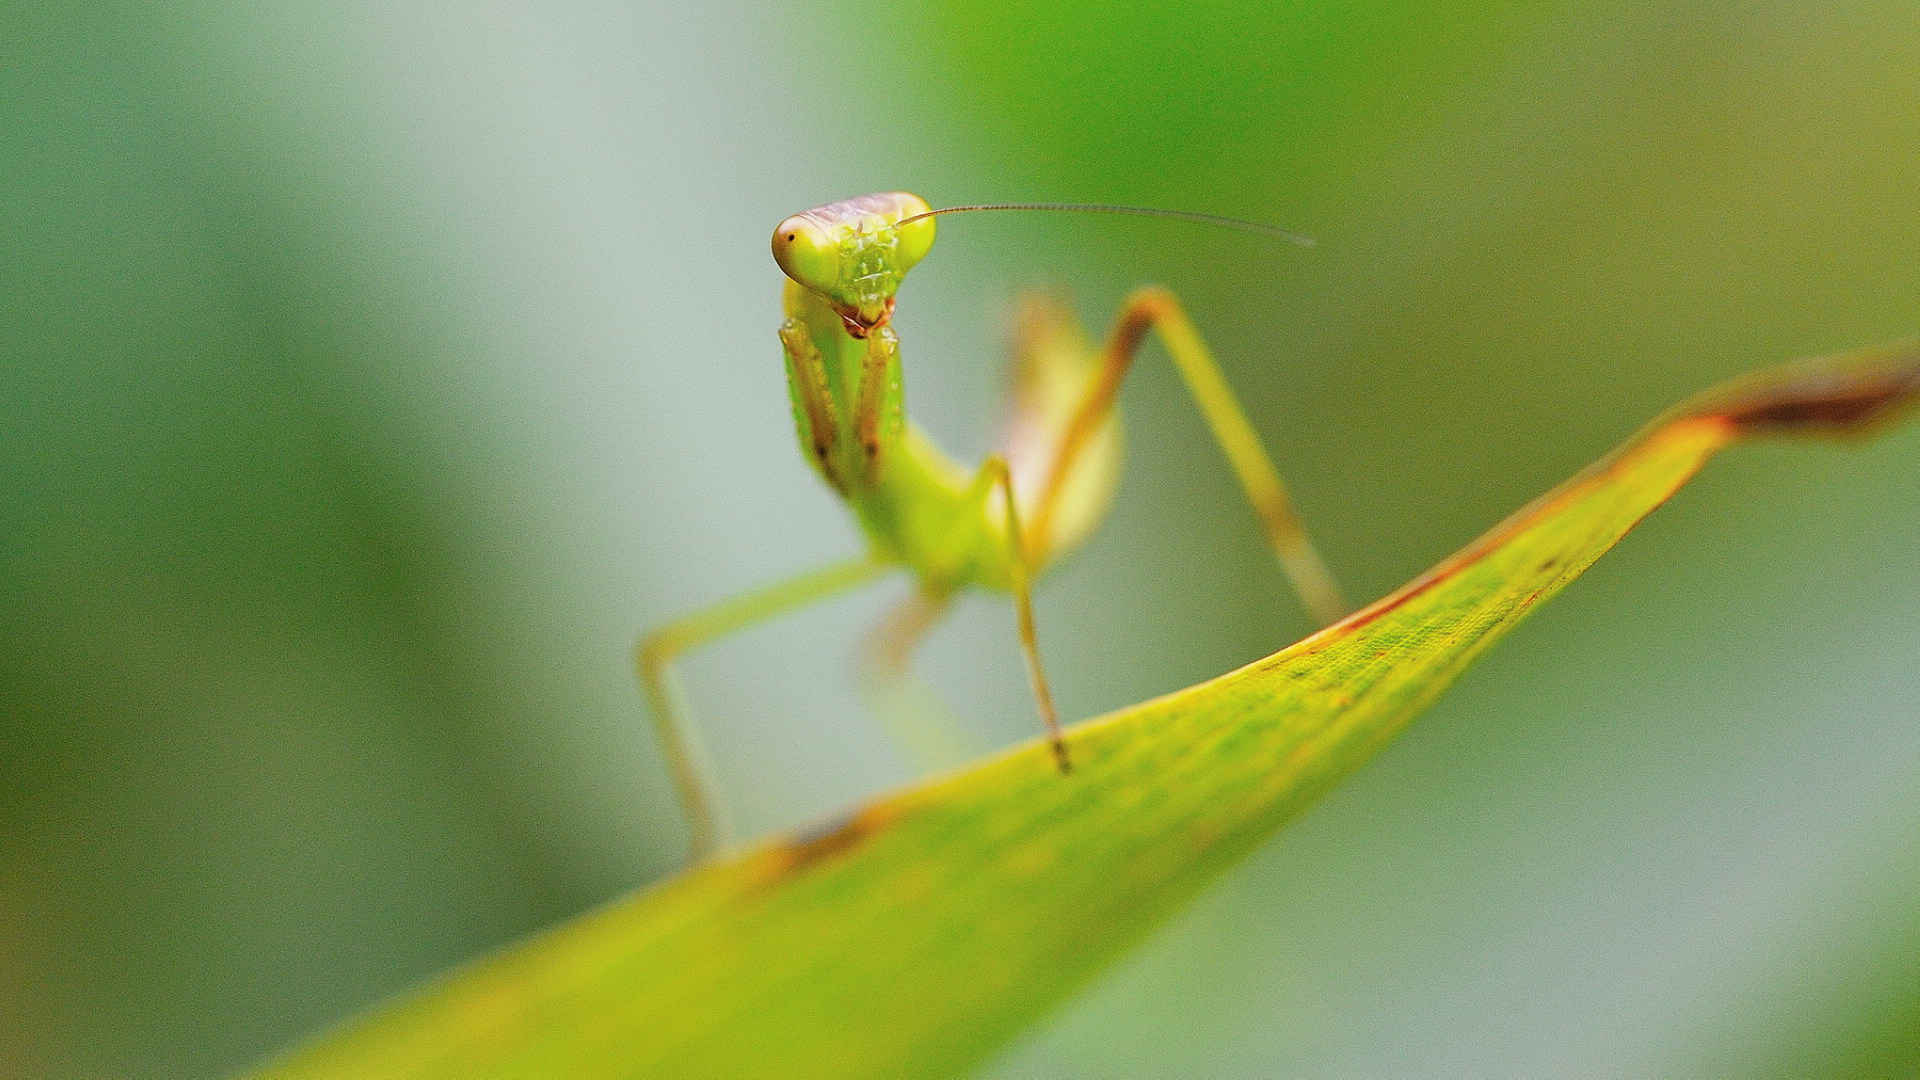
<box><xmin>887</xmin><ymin>196</ymin><xmax>936</xmax><ymax>274</ymax></box>
<box><xmin>771</xmin><ymin>215</ymin><xmax>841</xmax><ymax>294</ymax></box>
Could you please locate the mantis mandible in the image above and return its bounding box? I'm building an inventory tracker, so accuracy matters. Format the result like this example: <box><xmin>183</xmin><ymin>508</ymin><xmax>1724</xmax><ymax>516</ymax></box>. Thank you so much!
<box><xmin>639</xmin><ymin>191</ymin><xmax>1349</xmax><ymax>861</ymax></box>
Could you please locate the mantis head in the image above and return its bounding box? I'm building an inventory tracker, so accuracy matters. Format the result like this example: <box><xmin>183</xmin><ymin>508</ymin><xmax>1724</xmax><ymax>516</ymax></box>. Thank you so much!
<box><xmin>772</xmin><ymin>192</ymin><xmax>937</xmax><ymax>336</ymax></box>
<box><xmin>773</xmin><ymin>194</ymin><xmax>1312</xmax><ymax>338</ymax></box>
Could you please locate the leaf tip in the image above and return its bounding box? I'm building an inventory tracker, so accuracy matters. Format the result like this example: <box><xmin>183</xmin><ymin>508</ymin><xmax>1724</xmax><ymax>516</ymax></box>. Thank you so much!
<box><xmin>1704</xmin><ymin>341</ymin><xmax>1920</xmax><ymax>437</ymax></box>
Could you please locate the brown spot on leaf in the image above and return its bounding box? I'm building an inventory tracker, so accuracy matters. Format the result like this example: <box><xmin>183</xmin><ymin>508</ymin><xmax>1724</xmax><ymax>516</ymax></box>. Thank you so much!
<box><xmin>761</xmin><ymin>802</ymin><xmax>900</xmax><ymax>882</ymax></box>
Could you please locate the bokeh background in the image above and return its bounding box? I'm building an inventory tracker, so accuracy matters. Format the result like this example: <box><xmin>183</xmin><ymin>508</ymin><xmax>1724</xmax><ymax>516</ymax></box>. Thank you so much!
<box><xmin>5</xmin><ymin>1</ymin><xmax>1918</xmax><ymax>1075</ymax></box>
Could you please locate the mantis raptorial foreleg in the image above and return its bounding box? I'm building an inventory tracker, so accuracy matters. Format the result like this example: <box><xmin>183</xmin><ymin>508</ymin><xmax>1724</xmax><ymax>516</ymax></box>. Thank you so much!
<box><xmin>1028</xmin><ymin>286</ymin><xmax>1350</xmax><ymax>626</ymax></box>
<box><xmin>637</xmin><ymin>556</ymin><xmax>888</xmax><ymax>860</ymax></box>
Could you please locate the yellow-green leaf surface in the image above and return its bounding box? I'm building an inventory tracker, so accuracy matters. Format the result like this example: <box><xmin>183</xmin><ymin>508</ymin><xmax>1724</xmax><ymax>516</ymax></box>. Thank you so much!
<box><xmin>259</xmin><ymin>343</ymin><xmax>1920</xmax><ymax>1079</ymax></box>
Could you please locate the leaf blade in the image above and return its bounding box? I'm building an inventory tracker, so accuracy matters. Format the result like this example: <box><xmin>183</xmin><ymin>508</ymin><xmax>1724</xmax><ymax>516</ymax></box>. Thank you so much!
<box><xmin>257</xmin><ymin>341</ymin><xmax>1920</xmax><ymax>1080</ymax></box>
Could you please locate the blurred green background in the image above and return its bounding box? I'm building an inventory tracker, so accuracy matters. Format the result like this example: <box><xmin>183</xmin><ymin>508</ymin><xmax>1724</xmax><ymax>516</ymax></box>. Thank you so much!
<box><xmin>5</xmin><ymin>1</ymin><xmax>1917</xmax><ymax>1075</ymax></box>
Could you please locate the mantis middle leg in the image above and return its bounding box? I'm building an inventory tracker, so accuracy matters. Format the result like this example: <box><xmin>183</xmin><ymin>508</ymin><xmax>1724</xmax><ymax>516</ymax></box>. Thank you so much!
<box><xmin>967</xmin><ymin>455</ymin><xmax>1071</xmax><ymax>771</ymax></box>
<box><xmin>637</xmin><ymin>556</ymin><xmax>889</xmax><ymax>861</ymax></box>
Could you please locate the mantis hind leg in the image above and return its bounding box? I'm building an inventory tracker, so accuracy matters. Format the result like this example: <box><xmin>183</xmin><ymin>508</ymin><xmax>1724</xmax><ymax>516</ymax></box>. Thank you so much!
<box><xmin>857</xmin><ymin>589</ymin><xmax>976</xmax><ymax>768</ymax></box>
<box><xmin>637</xmin><ymin>556</ymin><xmax>888</xmax><ymax>862</ymax></box>
<box><xmin>1027</xmin><ymin>286</ymin><xmax>1350</xmax><ymax>626</ymax></box>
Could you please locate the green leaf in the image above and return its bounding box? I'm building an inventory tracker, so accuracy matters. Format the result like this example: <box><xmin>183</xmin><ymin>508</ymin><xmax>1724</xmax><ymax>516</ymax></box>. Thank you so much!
<box><xmin>256</xmin><ymin>342</ymin><xmax>1920</xmax><ymax>1079</ymax></box>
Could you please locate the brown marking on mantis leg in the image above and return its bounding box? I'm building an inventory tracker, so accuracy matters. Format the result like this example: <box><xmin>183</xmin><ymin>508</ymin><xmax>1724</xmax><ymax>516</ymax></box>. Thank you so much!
<box><xmin>855</xmin><ymin>324</ymin><xmax>901</xmax><ymax>476</ymax></box>
<box><xmin>781</xmin><ymin>319</ymin><xmax>845</xmax><ymax>492</ymax></box>
<box><xmin>1027</xmin><ymin>297</ymin><xmax>1153</xmax><ymax>556</ymax></box>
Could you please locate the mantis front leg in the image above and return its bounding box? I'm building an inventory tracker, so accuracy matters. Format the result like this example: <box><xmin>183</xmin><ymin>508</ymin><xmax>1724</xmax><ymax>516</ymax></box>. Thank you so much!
<box><xmin>637</xmin><ymin>557</ymin><xmax>889</xmax><ymax>861</ymax></box>
<box><xmin>1029</xmin><ymin>287</ymin><xmax>1350</xmax><ymax>626</ymax></box>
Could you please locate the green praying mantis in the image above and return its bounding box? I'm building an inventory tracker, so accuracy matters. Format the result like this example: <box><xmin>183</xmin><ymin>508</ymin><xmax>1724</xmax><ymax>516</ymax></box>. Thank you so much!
<box><xmin>638</xmin><ymin>191</ymin><xmax>1351</xmax><ymax>861</ymax></box>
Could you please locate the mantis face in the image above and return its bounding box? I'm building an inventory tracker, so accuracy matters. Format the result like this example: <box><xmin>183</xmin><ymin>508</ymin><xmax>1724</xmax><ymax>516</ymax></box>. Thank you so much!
<box><xmin>772</xmin><ymin>192</ymin><xmax>936</xmax><ymax>336</ymax></box>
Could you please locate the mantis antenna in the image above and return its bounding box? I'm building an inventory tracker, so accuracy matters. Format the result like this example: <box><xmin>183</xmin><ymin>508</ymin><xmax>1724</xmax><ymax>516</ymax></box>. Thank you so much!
<box><xmin>893</xmin><ymin>202</ymin><xmax>1315</xmax><ymax>247</ymax></box>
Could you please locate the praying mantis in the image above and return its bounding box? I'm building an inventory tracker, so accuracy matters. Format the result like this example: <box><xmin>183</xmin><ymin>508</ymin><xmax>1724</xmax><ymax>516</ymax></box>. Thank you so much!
<box><xmin>638</xmin><ymin>191</ymin><xmax>1350</xmax><ymax>861</ymax></box>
